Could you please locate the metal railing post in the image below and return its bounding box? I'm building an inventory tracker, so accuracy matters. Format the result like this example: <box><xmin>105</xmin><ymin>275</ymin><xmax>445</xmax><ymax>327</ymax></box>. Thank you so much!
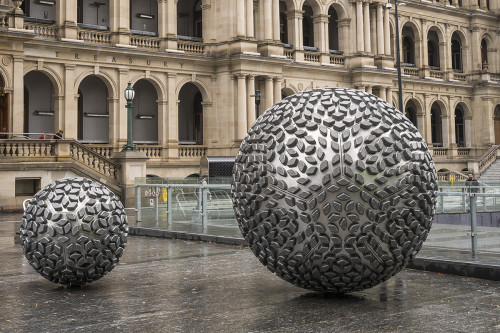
<box><xmin>470</xmin><ymin>194</ymin><xmax>478</xmax><ymax>254</ymax></box>
<box><xmin>167</xmin><ymin>185</ymin><xmax>172</xmax><ymax>224</ymax></box>
<box><xmin>135</xmin><ymin>185</ymin><xmax>141</xmax><ymax>222</ymax></box>
<box><xmin>154</xmin><ymin>186</ymin><xmax>159</xmax><ymax>226</ymax></box>
<box><xmin>439</xmin><ymin>187</ymin><xmax>444</xmax><ymax>213</ymax></box>
<box><xmin>462</xmin><ymin>192</ymin><xmax>466</xmax><ymax>212</ymax></box>
<box><xmin>202</xmin><ymin>180</ymin><xmax>208</xmax><ymax>228</ymax></box>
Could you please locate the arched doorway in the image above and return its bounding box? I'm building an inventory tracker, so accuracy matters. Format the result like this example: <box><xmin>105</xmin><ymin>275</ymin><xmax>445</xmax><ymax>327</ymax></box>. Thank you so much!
<box><xmin>302</xmin><ymin>2</ymin><xmax>314</xmax><ymax>48</ymax></box>
<box><xmin>430</xmin><ymin>102</ymin><xmax>443</xmax><ymax>147</ymax></box>
<box><xmin>454</xmin><ymin>105</ymin><xmax>465</xmax><ymax>147</ymax></box>
<box><xmin>132</xmin><ymin>79</ymin><xmax>158</xmax><ymax>144</ymax></box>
<box><xmin>178</xmin><ymin>83</ymin><xmax>203</xmax><ymax>145</ymax></box>
<box><xmin>130</xmin><ymin>0</ymin><xmax>158</xmax><ymax>34</ymax></box>
<box><xmin>481</xmin><ymin>39</ymin><xmax>488</xmax><ymax>69</ymax></box>
<box><xmin>451</xmin><ymin>32</ymin><xmax>462</xmax><ymax>72</ymax></box>
<box><xmin>177</xmin><ymin>0</ymin><xmax>203</xmax><ymax>39</ymax></box>
<box><xmin>328</xmin><ymin>6</ymin><xmax>339</xmax><ymax>51</ymax></box>
<box><xmin>427</xmin><ymin>29</ymin><xmax>440</xmax><ymax>69</ymax></box>
<box><xmin>279</xmin><ymin>1</ymin><xmax>288</xmax><ymax>44</ymax></box>
<box><xmin>402</xmin><ymin>26</ymin><xmax>415</xmax><ymax>65</ymax></box>
<box><xmin>77</xmin><ymin>75</ymin><xmax>109</xmax><ymax>143</ymax></box>
<box><xmin>405</xmin><ymin>100</ymin><xmax>418</xmax><ymax>127</ymax></box>
<box><xmin>24</xmin><ymin>71</ymin><xmax>55</xmax><ymax>138</ymax></box>
<box><xmin>495</xmin><ymin>105</ymin><xmax>500</xmax><ymax>145</ymax></box>
<box><xmin>0</xmin><ymin>75</ymin><xmax>8</xmax><ymax>137</ymax></box>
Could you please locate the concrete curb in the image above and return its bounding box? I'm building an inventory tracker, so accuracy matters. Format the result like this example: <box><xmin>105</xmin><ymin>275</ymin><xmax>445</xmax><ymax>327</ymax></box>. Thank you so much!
<box><xmin>130</xmin><ymin>226</ymin><xmax>500</xmax><ymax>282</ymax></box>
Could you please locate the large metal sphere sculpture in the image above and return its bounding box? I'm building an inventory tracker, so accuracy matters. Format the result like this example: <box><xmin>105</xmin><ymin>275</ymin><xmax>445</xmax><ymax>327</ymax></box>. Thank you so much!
<box><xmin>20</xmin><ymin>177</ymin><xmax>128</xmax><ymax>285</ymax></box>
<box><xmin>232</xmin><ymin>88</ymin><xmax>437</xmax><ymax>293</ymax></box>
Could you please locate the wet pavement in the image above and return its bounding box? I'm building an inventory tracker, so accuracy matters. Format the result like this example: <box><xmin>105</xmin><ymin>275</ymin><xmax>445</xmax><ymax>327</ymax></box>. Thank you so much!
<box><xmin>1</xmin><ymin>214</ymin><xmax>500</xmax><ymax>332</ymax></box>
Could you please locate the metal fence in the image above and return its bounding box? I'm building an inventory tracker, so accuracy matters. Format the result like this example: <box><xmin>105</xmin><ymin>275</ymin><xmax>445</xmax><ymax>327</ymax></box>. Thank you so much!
<box><xmin>135</xmin><ymin>181</ymin><xmax>500</xmax><ymax>255</ymax></box>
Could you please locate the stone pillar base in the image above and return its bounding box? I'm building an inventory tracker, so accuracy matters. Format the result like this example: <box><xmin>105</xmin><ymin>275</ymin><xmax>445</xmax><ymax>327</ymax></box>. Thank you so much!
<box><xmin>113</xmin><ymin>151</ymin><xmax>149</xmax><ymax>208</ymax></box>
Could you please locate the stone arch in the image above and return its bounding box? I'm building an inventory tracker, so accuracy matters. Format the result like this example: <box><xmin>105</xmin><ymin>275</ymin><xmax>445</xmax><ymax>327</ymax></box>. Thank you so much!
<box><xmin>77</xmin><ymin>75</ymin><xmax>110</xmax><ymax>143</ymax></box>
<box><xmin>0</xmin><ymin>65</ymin><xmax>12</xmax><ymax>90</ymax></box>
<box><xmin>130</xmin><ymin>73</ymin><xmax>166</xmax><ymax>101</ymax></box>
<box><xmin>494</xmin><ymin>104</ymin><xmax>500</xmax><ymax>145</ymax></box>
<box><xmin>178</xmin><ymin>81</ymin><xmax>205</xmax><ymax>145</ymax></box>
<box><xmin>298</xmin><ymin>0</ymin><xmax>322</xmax><ymax>15</ymax></box>
<box><xmin>280</xmin><ymin>0</ymin><xmax>297</xmax><ymax>11</ymax></box>
<box><xmin>426</xmin><ymin>25</ymin><xmax>445</xmax><ymax>69</ymax></box>
<box><xmin>176</xmin><ymin>77</ymin><xmax>211</xmax><ymax>103</ymax></box>
<box><xmin>428</xmin><ymin>97</ymin><xmax>448</xmax><ymax>117</ymax></box>
<box><xmin>324</xmin><ymin>1</ymin><xmax>348</xmax><ymax>18</ymax></box>
<box><xmin>24</xmin><ymin>66</ymin><xmax>63</xmax><ymax>97</ymax></box>
<box><xmin>74</xmin><ymin>69</ymin><xmax>118</xmax><ymax>99</ymax></box>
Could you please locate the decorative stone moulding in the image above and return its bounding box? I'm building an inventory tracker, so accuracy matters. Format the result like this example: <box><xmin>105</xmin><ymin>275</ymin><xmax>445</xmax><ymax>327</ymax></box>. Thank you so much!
<box><xmin>20</xmin><ymin>177</ymin><xmax>128</xmax><ymax>286</ymax></box>
<box><xmin>232</xmin><ymin>88</ymin><xmax>437</xmax><ymax>293</ymax></box>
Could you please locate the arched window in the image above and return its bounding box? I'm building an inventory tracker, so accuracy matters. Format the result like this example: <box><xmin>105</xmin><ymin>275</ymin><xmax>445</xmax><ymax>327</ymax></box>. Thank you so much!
<box><xmin>427</xmin><ymin>30</ymin><xmax>440</xmax><ymax>69</ymax></box>
<box><xmin>194</xmin><ymin>0</ymin><xmax>202</xmax><ymax>38</ymax></box>
<box><xmin>302</xmin><ymin>4</ymin><xmax>314</xmax><ymax>48</ymax></box>
<box><xmin>405</xmin><ymin>100</ymin><xmax>418</xmax><ymax>127</ymax></box>
<box><xmin>402</xmin><ymin>26</ymin><xmax>415</xmax><ymax>65</ymax></box>
<box><xmin>24</xmin><ymin>71</ymin><xmax>55</xmax><ymax>138</ymax></box>
<box><xmin>328</xmin><ymin>7</ymin><xmax>339</xmax><ymax>51</ymax></box>
<box><xmin>77</xmin><ymin>0</ymin><xmax>109</xmax><ymax>28</ymax></box>
<box><xmin>179</xmin><ymin>83</ymin><xmax>203</xmax><ymax>145</ymax></box>
<box><xmin>481</xmin><ymin>39</ymin><xmax>488</xmax><ymax>68</ymax></box>
<box><xmin>130</xmin><ymin>0</ymin><xmax>158</xmax><ymax>34</ymax></box>
<box><xmin>178</xmin><ymin>0</ymin><xmax>203</xmax><ymax>39</ymax></box>
<box><xmin>132</xmin><ymin>80</ymin><xmax>158</xmax><ymax>144</ymax></box>
<box><xmin>78</xmin><ymin>75</ymin><xmax>109</xmax><ymax>143</ymax></box>
<box><xmin>403</xmin><ymin>37</ymin><xmax>414</xmax><ymax>64</ymax></box>
<box><xmin>431</xmin><ymin>104</ymin><xmax>443</xmax><ymax>146</ymax></box>
<box><xmin>279</xmin><ymin>1</ymin><xmax>288</xmax><ymax>44</ymax></box>
<box><xmin>451</xmin><ymin>32</ymin><xmax>462</xmax><ymax>72</ymax></box>
<box><xmin>454</xmin><ymin>106</ymin><xmax>465</xmax><ymax>147</ymax></box>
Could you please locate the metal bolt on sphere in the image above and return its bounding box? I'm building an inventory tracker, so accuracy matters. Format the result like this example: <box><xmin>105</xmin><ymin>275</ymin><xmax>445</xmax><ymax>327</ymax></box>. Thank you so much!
<box><xmin>232</xmin><ymin>88</ymin><xmax>438</xmax><ymax>293</ymax></box>
<box><xmin>20</xmin><ymin>177</ymin><xmax>128</xmax><ymax>286</ymax></box>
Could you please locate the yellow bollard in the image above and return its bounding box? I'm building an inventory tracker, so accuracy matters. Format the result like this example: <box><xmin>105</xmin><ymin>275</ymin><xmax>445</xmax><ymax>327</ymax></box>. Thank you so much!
<box><xmin>450</xmin><ymin>176</ymin><xmax>453</xmax><ymax>186</ymax></box>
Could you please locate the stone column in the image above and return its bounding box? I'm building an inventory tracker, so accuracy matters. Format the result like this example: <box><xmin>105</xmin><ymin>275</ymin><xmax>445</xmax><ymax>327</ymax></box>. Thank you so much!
<box><xmin>416</xmin><ymin>112</ymin><xmax>425</xmax><ymax>136</ymax></box>
<box><xmin>246</xmin><ymin>0</ymin><xmax>255</xmax><ymax>38</ymax></box>
<box><xmin>166</xmin><ymin>73</ymin><xmax>178</xmax><ymax>158</ymax></box>
<box><xmin>313</xmin><ymin>15</ymin><xmax>328</xmax><ymax>52</ymax></box>
<box><xmin>421</xmin><ymin>19</ymin><xmax>428</xmax><ymax>66</ymax></box>
<box><xmin>384</xmin><ymin>5</ymin><xmax>390</xmax><ymax>56</ymax></box>
<box><xmin>264</xmin><ymin>77</ymin><xmax>274</xmax><ymax>111</ymax></box>
<box><xmin>273</xmin><ymin>77</ymin><xmax>282</xmax><ymax>104</ymax></box>
<box><xmin>376</xmin><ymin>4</ymin><xmax>384</xmax><ymax>55</ymax></box>
<box><xmin>158</xmin><ymin>0</ymin><xmax>176</xmax><ymax>50</ymax></box>
<box><xmin>379</xmin><ymin>86</ymin><xmax>387</xmax><ymax>101</ymax></box>
<box><xmin>108</xmin><ymin>97</ymin><xmax>119</xmax><ymax>147</ymax></box>
<box><xmin>11</xmin><ymin>56</ymin><xmax>24</xmax><ymax>134</ymax></box>
<box><xmin>363</xmin><ymin>1</ymin><xmax>371</xmax><ymax>53</ymax></box>
<box><xmin>113</xmin><ymin>151</ymin><xmax>149</xmax><ymax>208</ymax></box>
<box><xmin>272</xmin><ymin>0</ymin><xmax>280</xmax><ymax>41</ymax></box>
<box><xmin>442</xmin><ymin>116</ymin><xmax>450</xmax><ymax>148</ymax></box>
<box><xmin>471</xmin><ymin>27</ymin><xmax>481</xmax><ymax>72</ymax></box>
<box><xmin>264</xmin><ymin>0</ymin><xmax>273</xmax><ymax>41</ymax></box>
<box><xmin>236</xmin><ymin>0</ymin><xmax>246</xmax><ymax>37</ymax></box>
<box><xmin>464</xmin><ymin>116</ymin><xmax>472</xmax><ymax>148</ymax></box>
<box><xmin>386</xmin><ymin>87</ymin><xmax>393</xmax><ymax>105</ymax></box>
<box><xmin>201</xmin><ymin>3</ymin><xmax>212</xmax><ymax>42</ymax></box>
<box><xmin>366</xmin><ymin>85</ymin><xmax>373</xmax><ymax>94</ymax></box>
<box><xmin>110</xmin><ymin>0</ymin><xmax>130</xmax><ymax>46</ymax></box>
<box><xmin>237</xmin><ymin>75</ymin><xmax>247</xmax><ymax>140</ymax></box>
<box><xmin>56</xmin><ymin>0</ymin><xmax>78</xmax><ymax>41</ymax></box>
<box><xmin>424</xmin><ymin>94</ymin><xmax>432</xmax><ymax>145</ymax></box>
<box><xmin>356</xmin><ymin>0</ymin><xmax>364</xmax><ymax>53</ymax></box>
<box><xmin>247</xmin><ymin>75</ymin><xmax>256</xmax><ymax>128</ymax></box>
<box><xmin>117</xmin><ymin>69</ymin><xmax>129</xmax><ymax>147</ymax></box>
<box><xmin>63</xmin><ymin>64</ymin><xmax>76</xmax><ymax>140</ymax></box>
<box><xmin>157</xmin><ymin>100</ymin><xmax>168</xmax><ymax>150</ymax></box>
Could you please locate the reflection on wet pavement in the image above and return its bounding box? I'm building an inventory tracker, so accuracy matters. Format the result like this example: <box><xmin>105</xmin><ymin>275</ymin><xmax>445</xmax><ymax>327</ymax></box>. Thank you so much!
<box><xmin>1</xmin><ymin>214</ymin><xmax>500</xmax><ymax>332</ymax></box>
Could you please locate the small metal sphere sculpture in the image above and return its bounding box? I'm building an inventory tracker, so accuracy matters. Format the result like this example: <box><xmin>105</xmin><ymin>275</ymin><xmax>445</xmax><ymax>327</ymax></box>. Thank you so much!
<box><xmin>232</xmin><ymin>88</ymin><xmax>437</xmax><ymax>293</ymax></box>
<box><xmin>20</xmin><ymin>177</ymin><xmax>128</xmax><ymax>285</ymax></box>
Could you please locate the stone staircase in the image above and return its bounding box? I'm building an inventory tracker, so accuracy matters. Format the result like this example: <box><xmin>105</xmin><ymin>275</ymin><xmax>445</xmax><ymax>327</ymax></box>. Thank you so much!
<box><xmin>479</xmin><ymin>158</ymin><xmax>500</xmax><ymax>183</ymax></box>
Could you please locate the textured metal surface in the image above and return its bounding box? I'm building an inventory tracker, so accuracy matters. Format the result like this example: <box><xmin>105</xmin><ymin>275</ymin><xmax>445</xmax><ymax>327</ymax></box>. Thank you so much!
<box><xmin>200</xmin><ymin>156</ymin><xmax>236</xmax><ymax>178</ymax></box>
<box><xmin>232</xmin><ymin>88</ymin><xmax>438</xmax><ymax>293</ymax></box>
<box><xmin>20</xmin><ymin>177</ymin><xmax>128</xmax><ymax>285</ymax></box>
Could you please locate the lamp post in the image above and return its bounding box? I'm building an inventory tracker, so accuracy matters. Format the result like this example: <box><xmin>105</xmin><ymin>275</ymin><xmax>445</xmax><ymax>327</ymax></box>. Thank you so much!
<box><xmin>388</xmin><ymin>0</ymin><xmax>404</xmax><ymax>112</ymax></box>
<box><xmin>122</xmin><ymin>81</ymin><xmax>137</xmax><ymax>152</ymax></box>
<box><xmin>251</xmin><ymin>90</ymin><xmax>262</xmax><ymax>121</ymax></box>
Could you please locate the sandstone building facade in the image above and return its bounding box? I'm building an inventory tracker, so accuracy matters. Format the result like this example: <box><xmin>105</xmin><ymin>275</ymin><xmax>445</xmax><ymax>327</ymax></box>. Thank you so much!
<box><xmin>0</xmin><ymin>0</ymin><xmax>499</xmax><ymax>207</ymax></box>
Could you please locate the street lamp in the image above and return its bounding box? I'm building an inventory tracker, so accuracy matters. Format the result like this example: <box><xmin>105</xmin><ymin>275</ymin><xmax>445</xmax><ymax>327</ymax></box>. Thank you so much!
<box><xmin>122</xmin><ymin>81</ymin><xmax>137</xmax><ymax>152</ymax></box>
<box><xmin>251</xmin><ymin>90</ymin><xmax>262</xmax><ymax>121</ymax></box>
<box><xmin>387</xmin><ymin>0</ymin><xmax>405</xmax><ymax>112</ymax></box>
